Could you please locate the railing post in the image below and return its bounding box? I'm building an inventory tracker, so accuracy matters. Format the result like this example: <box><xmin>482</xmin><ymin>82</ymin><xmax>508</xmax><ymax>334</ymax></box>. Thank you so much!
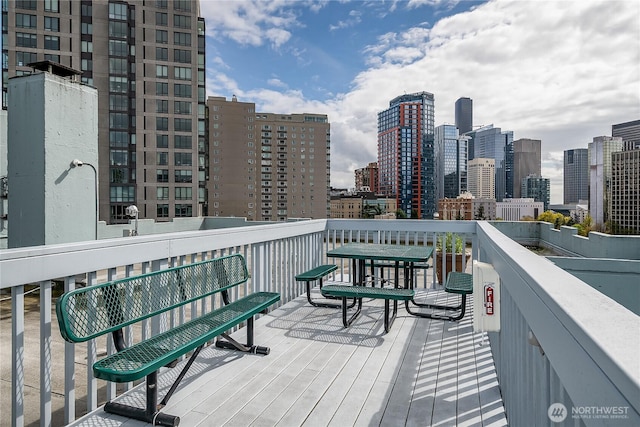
<box><xmin>64</xmin><ymin>277</ymin><xmax>76</xmax><ymax>424</ymax></box>
<box><xmin>40</xmin><ymin>280</ymin><xmax>52</xmax><ymax>427</ymax></box>
<box><xmin>12</xmin><ymin>285</ymin><xmax>24</xmax><ymax>427</ymax></box>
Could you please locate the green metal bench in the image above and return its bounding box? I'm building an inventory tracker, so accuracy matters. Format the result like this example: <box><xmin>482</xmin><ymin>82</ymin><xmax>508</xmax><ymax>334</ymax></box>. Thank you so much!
<box><xmin>56</xmin><ymin>254</ymin><xmax>280</xmax><ymax>426</ymax></box>
<box><xmin>405</xmin><ymin>271</ymin><xmax>473</xmax><ymax>321</ymax></box>
<box><xmin>321</xmin><ymin>284</ymin><xmax>415</xmax><ymax>333</ymax></box>
<box><xmin>295</xmin><ymin>264</ymin><xmax>342</xmax><ymax>308</ymax></box>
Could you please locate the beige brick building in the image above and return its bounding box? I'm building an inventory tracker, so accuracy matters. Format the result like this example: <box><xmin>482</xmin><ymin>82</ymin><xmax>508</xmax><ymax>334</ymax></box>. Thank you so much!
<box><xmin>207</xmin><ymin>96</ymin><xmax>330</xmax><ymax>221</ymax></box>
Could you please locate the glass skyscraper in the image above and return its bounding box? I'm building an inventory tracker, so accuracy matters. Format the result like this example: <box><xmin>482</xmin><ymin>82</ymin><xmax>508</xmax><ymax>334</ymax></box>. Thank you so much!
<box><xmin>455</xmin><ymin>97</ymin><xmax>473</xmax><ymax>135</ymax></box>
<box><xmin>563</xmin><ymin>148</ymin><xmax>589</xmax><ymax>204</ymax></box>
<box><xmin>467</xmin><ymin>125</ymin><xmax>514</xmax><ymax>201</ymax></box>
<box><xmin>377</xmin><ymin>91</ymin><xmax>435</xmax><ymax>218</ymax></box>
<box><xmin>434</xmin><ymin>124</ymin><xmax>467</xmax><ymax>200</ymax></box>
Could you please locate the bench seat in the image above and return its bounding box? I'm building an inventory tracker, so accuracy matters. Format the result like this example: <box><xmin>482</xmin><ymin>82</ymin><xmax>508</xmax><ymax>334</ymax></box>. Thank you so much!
<box><xmin>295</xmin><ymin>264</ymin><xmax>342</xmax><ymax>308</ymax></box>
<box><xmin>94</xmin><ymin>292</ymin><xmax>280</xmax><ymax>383</ymax></box>
<box><xmin>320</xmin><ymin>284</ymin><xmax>414</xmax><ymax>333</ymax></box>
<box><xmin>444</xmin><ymin>271</ymin><xmax>473</xmax><ymax>295</ymax></box>
<box><xmin>405</xmin><ymin>271</ymin><xmax>472</xmax><ymax>321</ymax></box>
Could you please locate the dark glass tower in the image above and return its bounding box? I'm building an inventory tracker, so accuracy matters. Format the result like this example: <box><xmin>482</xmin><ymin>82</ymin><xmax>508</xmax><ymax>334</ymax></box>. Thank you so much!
<box><xmin>455</xmin><ymin>97</ymin><xmax>473</xmax><ymax>135</ymax></box>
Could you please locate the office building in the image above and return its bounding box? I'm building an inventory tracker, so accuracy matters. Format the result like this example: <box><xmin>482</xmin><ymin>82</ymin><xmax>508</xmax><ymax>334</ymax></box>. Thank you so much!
<box><xmin>434</xmin><ymin>124</ymin><xmax>468</xmax><ymax>200</ymax></box>
<box><xmin>467</xmin><ymin>158</ymin><xmax>495</xmax><ymax>199</ymax></box>
<box><xmin>496</xmin><ymin>198</ymin><xmax>543</xmax><ymax>221</ymax></box>
<box><xmin>588</xmin><ymin>136</ymin><xmax>623</xmax><ymax>226</ymax></box>
<box><xmin>455</xmin><ymin>97</ymin><xmax>472</xmax><ymax>135</ymax></box>
<box><xmin>2</xmin><ymin>0</ymin><xmax>206</xmax><ymax>224</ymax></box>
<box><xmin>330</xmin><ymin>192</ymin><xmax>396</xmax><ymax>219</ymax></box>
<box><xmin>610</xmin><ymin>147</ymin><xmax>640</xmax><ymax>234</ymax></box>
<box><xmin>466</xmin><ymin>125</ymin><xmax>513</xmax><ymax>201</ymax></box>
<box><xmin>512</xmin><ymin>139</ymin><xmax>541</xmax><ymax>198</ymax></box>
<box><xmin>378</xmin><ymin>91</ymin><xmax>435</xmax><ymax>219</ymax></box>
<box><xmin>563</xmin><ymin>148</ymin><xmax>589</xmax><ymax>204</ymax></box>
<box><xmin>354</xmin><ymin>162</ymin><xmax>379</xmax><ymax>193</ymax></box>
<box><xmin>521</xmin><ymin>175</ymin><xmax>550</xmax><ymax>211</ymax></box>
<box><xmin>207</xmin><ymin>96</ymin><xmax>330</xmax><ymax>221</ymax></box>
<box><xmin>612</xmin><ymin>119</ymin><xmax>640</xmax><ymax>151</ymax></box>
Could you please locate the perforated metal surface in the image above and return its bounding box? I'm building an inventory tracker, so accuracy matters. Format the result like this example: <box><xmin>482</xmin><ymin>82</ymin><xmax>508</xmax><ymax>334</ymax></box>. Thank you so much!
<box><xmin>56</xmin><ymin>254</ymin><xmax>249</xmax><ymax>343</ymax></box>
<box><xmin>445</xmin><ymin>271</ymin><xmax>473</xmax><ymax>294</ymax></box>
<box><xmin>321</xmin><ymin>284</ymin><xmax>415</xmax><ymax>301</ymax></box>
<box><xmin>92</xmin><ymin>292</ymin><xmax>280</xmax><ymax>383</ymax></box>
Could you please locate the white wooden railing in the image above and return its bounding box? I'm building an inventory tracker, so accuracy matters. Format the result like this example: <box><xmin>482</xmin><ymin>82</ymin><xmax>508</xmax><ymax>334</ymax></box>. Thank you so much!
<box><xmin>1</xmin><ymin>219</ymin><xmax>638</xmax><ymax>426</ymax></box>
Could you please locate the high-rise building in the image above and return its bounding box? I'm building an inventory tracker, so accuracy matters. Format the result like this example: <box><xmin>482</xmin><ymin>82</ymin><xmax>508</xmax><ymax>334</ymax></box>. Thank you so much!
<box><xmin>467</xmin><ymin>125</ymin><xmax>513</xmax><ymax>201</ymax></box>
<box><xmin>521</xmin><ymin>175</ymin><xmax>550</xmax><ymax>211</ymax></box>
<box><xmin>563</xmin><ymin>148</ymin><xmax>589</xmax><ymax>204</ymax></box>
<box><xmin>434</xmin><ymin>124</ymin><xmax>467</xmax><ymax>199</ymax></box>
<box><xmin>2</xmin><ymin>0</ymin><xmax>206</xmax><ymax>224</ymax></box>
<box><xmin>467</xmin><ymin>158</ymin><xmax>495</xmax><ymax>199</ymax></box>
<box><xmin>455</xmin><ymin>97</ymin><xmax>472</xmax><ymax>135</ymax></box>
<box><xmin>612</xmin><ymin>119</ymin><xmax>640</xmax><ymax>151</ymax></box>
<box><xmin>512</xmin><ymin>139</ymin><xmax>541</xmax><ymax>199</ymax></box>
<box><xmin>207</xmin><ymin>96</ymin><xmax>330</xmax><ymax>221</ymax></box>
<box><xmin>588</xmin><ymin>136</ymin><xmax>623</xmax><ymax>226</ymax></box>
<box><xmin>610</xmin><ymin>146</ymin><xmax>640</xmax><ymax>234</ymax></box>
<box><xmin>377</xmin><ymin>91</ymin><xmax>435</xmax><ymax>218</ymax></box>
<box><xmin>354</xmin><ymin>162</ymin><xmax>379</xmax><ymax>193</ymax></box>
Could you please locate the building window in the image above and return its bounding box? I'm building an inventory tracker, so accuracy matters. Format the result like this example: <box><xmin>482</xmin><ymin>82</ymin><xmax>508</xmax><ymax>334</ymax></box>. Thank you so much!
<box><xmin>173</xmin><ymin>49</ymin><xmax>191</xmax><ymax>63</ymax></box>
<box><xmin>156</xmin><ymin>29</ymin><xmax>168</xmax><ymax>44</ymax></box>
<box><xmin>44</xmin><ymin>36</ymin><xmax>60</xmax><ymax>50</ymax></box>
<box><xmin>110</xmin><ymin>131</ymin><xmax>128</xmax><ymax>147</ymax></box>
<box><xmin>156</xmin><ymin>47</ymin><xmax>168</xmax><ymax>61</ymax></box>
<box><xmin>174</xmin><ymin>118</ymin><xmax>191</xmax><ymax>132</ymax></box>
<box><xmin>110</xmin><ymin>76</ymin><xmax>128</xmax><ymax>93</ymax></box>
<box><xmin>44</xmin><ymin>0</ymin><xmax>59</xmax><ymax>12</ymax></box>
<box><xmin>157</xmin><ymin>204</ymin><xmax>169</xmax><ymax>217</ymax></box>
<box><xmin>109</xmin><ymin>94</ymin><xmax>128</xmax><ymax>111</ymax></box>
<box><xmin>16</xmin><ymin>0</ymin><xmax>37</xmax><ymax>10</ymax></box>
<box><xmin>174</xmin><ymin>135</ymin><xmax>191</xmax><ymax>148</ymax></box>
<box><xmin>16</xmin><ymin>13</ymin><xmax>37</xmax><ymax>28</ymax></box>
<box><xmin>175</xmin><ymin>187</ymin><xmax>192</xmax><ymax>200</ymax></box>
<box><xmin>156</xmin><ymin>0</ymin><xmax>168</xmax><ymax>9</ymax></box>
<box><xmin>175</xmin><ymin>204</ymin><xmax>192</xmax><ymax>217</ymax></box>
<box><xmin>173</xmin><ymin>32</ymin><xmax>191</xmax><ymax>46</ymax></box>
<box><xmin>155</xmin><ymin>12</ymin><xmax>167</xmax><ymax>26</ymax></box>
<box><xmin>109</xmin><ymin>21</ymin><xmax>127</xmax><ymax>38</ymax></box>
<box><xmin>81</xmin><ymin>40</ymin><xmax>93</xmax><ymax>53</ymax></box>
<box><xmin>174</xmin><ymin>101</ymin><xmax>191</xmax><ymax>115</ymax></box>
<box><xmin>157</xmin><ymin>152</ymin><xmax>168</xmax><ymax>165</ymax></box>
<box><xmin>109</xmin><ymin>58</ymin><xmax>127</xmax><ymax>74</ymax></box>
<box><xmin>109</xmin><ymin>3</ymin><xmax>128</xmax><ymax>20</ymax></box>
<box><xmin>156</xmin><ymin>134</ymin><xmax>169</xmax><ymax>148</ymax></box>
<box><xmin>156</xmin><ymin>99</ymin><xmax>168</xmax><ymax>113</ymax></box>
<box><xmin>174</xmin><ymin>66</ymin><xmax>191</xmax><ymax>80</ymax></box>
<box><xmin>174</xmin><ymin>170</ymin><xmax>192</xmax><ymax>183</ymax></box>
<box><xmin>110</xmin><ymin>186</ymin><xmax>135</xmax><ymax>202</ymax></box>
<box><xmin>110</xmin><ymin>150</ymin><xmax>128</xmax><ymax>166</ymax></box>
<box><xmin>110</xmin><ymin>168</ymin><xmax>129</xmax><ymax>183</ymax></box>
<box><xmin>173</xmin><ymin>0</ymin><xmax>191</xmax><ymax>12</ymax></box>
<box><xmin>16</xmin><ymin>32</ymin><xmax>37</xmax><ymax>48</ymax></box>
<box><xmin>157</xmin><ymin>187</ymin><xmax>169</xmax><ymax>200</ymax></box>
<box><xmin>156</xmin><ymin>82</ymin><xmax>168</xmax><ymax>95</ymax></box>
<box><xmin>156</xmin><ymin>117</ymin><xmax>168</xmax><ymax>131</ymax></box>
<box><xmin>108</xmin><ymin>40</ymin><xmax>127</xmax><ymax>56</ymax></box>
<box><xmin>81</xmin><ymin>22</ymin><xmax>92</xmax><ymax>35</ymax></box>
<box><xmin>157</xmin><ymin>169</ymin><xmax>169</xmax><ymax>182</ymax></box>
<box><xmin>173</xmin><ymin>14</ymin><xmax>191</xmax><ymax>29</ymax></box>
<box><xmin>15</xmin><ymin>51</ymin><xmax>37</xmax><ymax>66</ymax></box>
<box><xmin>156</xmin><ymin>65</ymin><xmax>168</xmax><ymax>78</ymax></box>
<box><xmin>109</xmin><ymin>113</ymin><xmax>128</xmax><ymax>129</ymax></box>
<box><xmin>174</xmin><ymin>152</ymin><xmax>192</xmax><ymax>166</ymax></box>
<box><xmin>44</xmin><ymin>16</ymin><xmax>59</xmax><ymax>32</ymax></box>
<box><xmin>174</xmin><ymin>83</ymin><xmax>191</xmax><ymax>98</ymax></box>
<box><xmin>46</xmin><ymin>54</ymin><xmax>60</xmax><ymax>63</ymax></box>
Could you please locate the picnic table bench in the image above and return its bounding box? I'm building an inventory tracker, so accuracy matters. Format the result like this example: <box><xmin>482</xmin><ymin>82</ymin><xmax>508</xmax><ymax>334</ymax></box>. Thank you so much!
<box><xmin>295</xmin><ymin>264</ymin><xmax>340</xmax><ymax>308</ymax></box>
<box><xmin>405</xmin><ymin>271</ymin><xmax>473</xmax><ymax>321</ymax></box>
<box><xmin>56</xmin><ymin>254</ymin><xmax>280</xmax><ymax>426</ymax></box>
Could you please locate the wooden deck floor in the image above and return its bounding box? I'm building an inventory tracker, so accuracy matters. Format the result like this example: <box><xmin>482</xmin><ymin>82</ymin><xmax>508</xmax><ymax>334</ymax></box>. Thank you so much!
<box><xmin>69</xmin><ymin>289</ymin><xmax>507</xmax><ymax>427</ymax></box>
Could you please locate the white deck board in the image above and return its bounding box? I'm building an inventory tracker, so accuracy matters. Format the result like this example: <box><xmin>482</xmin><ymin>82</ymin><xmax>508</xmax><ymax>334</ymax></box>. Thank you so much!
<box><xmin>69</xmin><ymin>290</ymin><xmax>507</xmax><ymax>427</ymax></box>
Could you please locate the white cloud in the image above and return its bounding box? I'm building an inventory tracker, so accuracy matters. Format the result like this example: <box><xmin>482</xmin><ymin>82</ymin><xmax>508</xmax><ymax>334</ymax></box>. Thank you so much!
<box><xmin>267</xmin><ymin>78</ymin><xmax>288</xmax><ymax>89</ymax></box>
<box><xmin>204</xmin><ymin>0</ymin><xmax>640</xmax><ymax>204</ymax></box>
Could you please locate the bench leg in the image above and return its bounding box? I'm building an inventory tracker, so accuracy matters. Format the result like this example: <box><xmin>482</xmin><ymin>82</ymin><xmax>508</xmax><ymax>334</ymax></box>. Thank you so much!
<box><xmin>215</xmin><ymin>317</ymin><xmax>270</xmax><ymax>355</ymax></box>
<box><xmin>405</xmin><ymin>294</ymin><xmax>468</xmax><ymax>321</ymax></box>
<box><xmin>383</xmin><ymin>299</ymin><xmax>399</xmax><ymax>333</ymax></box>
<box><xmin>104</xmin><ymin>371</ymin><xmax>180</xmax><ymax>426</ymax></box>
<box><xmin>340</xmin><ymin>296</ymin><xmax>363</xmax><ymax>328</ymax></box>
<box><xmin>304</xmin><ymin>278</ymin><xmax>357</xmax><ymax>309</ymax></box>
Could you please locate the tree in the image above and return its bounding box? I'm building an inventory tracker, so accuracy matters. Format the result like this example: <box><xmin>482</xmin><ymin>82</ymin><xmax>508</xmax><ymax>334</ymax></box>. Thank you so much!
<box><xmin>474</xmin><ymin>205</ymin><xmax>486</xmax><ymax>220</ymax></box>
<box><xmin>537</xmin><ymin>211</ymin><xmax>570</xmax><ymax>229</ymax></box>
<box><xmin>395</xmin><ymin>209</ymin><xmax>407</xmax><ymax>219</ymax></box>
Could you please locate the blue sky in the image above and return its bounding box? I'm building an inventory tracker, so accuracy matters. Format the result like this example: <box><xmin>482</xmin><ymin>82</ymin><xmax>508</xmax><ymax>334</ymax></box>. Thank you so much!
<box><xmin>200</xmin><ymin>0</ymin><xmax>640</xmax><ymax>203</ymax></box>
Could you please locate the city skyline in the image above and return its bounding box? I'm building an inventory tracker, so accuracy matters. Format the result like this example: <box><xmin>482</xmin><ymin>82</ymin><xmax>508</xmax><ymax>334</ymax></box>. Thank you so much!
<box><xmin>198</xmin><ymin>0</ymin><xmax>639</xmax><ymax>204</ymax></box>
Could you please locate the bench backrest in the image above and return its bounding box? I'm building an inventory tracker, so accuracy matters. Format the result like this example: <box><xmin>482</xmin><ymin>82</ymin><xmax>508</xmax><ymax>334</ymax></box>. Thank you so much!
<box><xmin>56</xmin><ymin>254</ymin><xmax>249</xmax><ymax>343</ymax></box>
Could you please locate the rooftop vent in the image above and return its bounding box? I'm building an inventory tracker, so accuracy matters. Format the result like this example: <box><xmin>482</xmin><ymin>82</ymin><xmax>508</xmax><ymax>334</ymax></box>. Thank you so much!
<box><xmin>27</xmin><ymin>60</ymin><xmax>82</xmax><ymax>81</ymax></box>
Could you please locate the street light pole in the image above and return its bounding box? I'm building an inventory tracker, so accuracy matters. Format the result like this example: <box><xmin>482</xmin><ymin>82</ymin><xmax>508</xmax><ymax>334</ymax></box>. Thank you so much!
<box><xmin>71</xmin><ymin>159</ymin><xmax>98</xmax><ymax>240</ymax></box>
